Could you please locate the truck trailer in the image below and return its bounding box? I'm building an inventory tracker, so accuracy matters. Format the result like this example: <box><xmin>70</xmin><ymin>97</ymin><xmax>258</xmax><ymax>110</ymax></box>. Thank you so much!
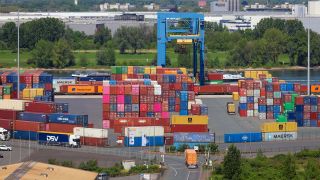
<box><xmin>185</xmin><ymin>149</ymin><xmax>198</xmax><ymax>169</ymax></box>
<box><xmin>38</xmin><ymin>131</ymin><xmax>81</xmax><ymax>148</ymax></box>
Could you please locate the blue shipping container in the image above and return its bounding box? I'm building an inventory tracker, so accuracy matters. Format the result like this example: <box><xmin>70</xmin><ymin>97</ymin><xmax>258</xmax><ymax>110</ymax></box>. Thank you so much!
<box><xmin>295</xmin><ymin>105</ymin><xmax>304</xmax><ymax>112</ymax></box>
<box><xmin>280</xmin><ymin>84</ymin><xmax>287</xmax><ymax>91</ymax></box>
<box><xmin>274</xmin><ymin>105</ymin><xmax>281</xmax><ymax>113</ymax></box>
<box><xmin>179</xmin><ymin>110</ymin><xmax>188</xmax><ymax>115</ymax></box>
<box><xmin>239</xmin><ymin>103</ymin><xmax>247</xmax><ymax>110</ymax></box>
<box><xmin>310</xmin><ymin>96</ymin><xmax>318</xmax><ymax>105</ymax></box>
<box><xmin>286</xmin><ymin>83</ymin><xmax>294</xmax><ymax>91</ymax></box>
<box><xmin>287</xmin><ymin>112</ymin><xmax>296</xmax><ymax>120</ymax></box>
<box><xmin>303</xmin><ymin>96</ymin><xmax>311</xmax><ymax>104</ymax></box>
<box><xmin>258</xmin><ymin>105</ymin><xmax>266</xmax><ymax>112</ymax></box>
<box><xmin>247</xmin><ymin>96</ymin><xmax>254</xmax><ymax>103</ymax></box>
<box><xmin>267</xmin><ymin>105</ymin><xmax>274</xmax><ymax>112</ymax></box>
<box><xmin>12</xmin><ymin>130</ymin><xmax>38</xmax><ymax>141</ymax></box>
<box><xmin>124</xmin><ymin>136</ymin><xmax>164</xmax><ymax>147</ymax></box>
<box><xmin>180</xmin><ymin>101</ymin><xmax>188</xmax><ymax>110</ymax></box>
<box><xmin>48</xmin><ymin>114</ymin><xmax>88</xmax><ymax>125</ymax></box>
<box><xmin>18</xmin><ymin>112</ymin><xmax>48</xmax><ymax>122</ymax></box>
<box><xmin>173</xmin><ymin>132</ymin><xmax>215</xmax><ymax>143</ymax></box>
<box><xmin>310</xmin><ymin>120</ymin><xmax>317</xmax><ymax>127</ymax></box>
<box><xmin>303</xmin><ymin>120</ymin><xmax>311</xmax><ymax>127</ymax></box>
<box><xmin>38</xmin><ymin>132</ymin><xmax>70</xmax><ymax>145</ymax></box>
<box><xmin>224</xmin><ymin>132</ymin><xmax>262</xmax><ymax>143</ymax></box>
<box><xmin>55</xmin><ymin>103</ymin><xmax>69</xmax><ymax>113</ymax></box>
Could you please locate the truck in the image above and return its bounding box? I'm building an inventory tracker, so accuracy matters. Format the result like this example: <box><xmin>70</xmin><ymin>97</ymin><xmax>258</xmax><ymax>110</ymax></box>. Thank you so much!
<box><xmin>227</xmin><ymin>102</ymin><xmax>236</xmax><ymax>115</ymax></box>
<box><xmin>38</xmin><ymin>131</ymin><xmax>81</xmax><ymax>148</ymax></box>
<box><xmin>0</xmin><ymin>127</ymin><xmax>10</xmax><ymax>141</ymax></box>
<box><xmin>185</xmin><ymin>149</ymin><xmax>198</xmax><ymax>169</ymax></box>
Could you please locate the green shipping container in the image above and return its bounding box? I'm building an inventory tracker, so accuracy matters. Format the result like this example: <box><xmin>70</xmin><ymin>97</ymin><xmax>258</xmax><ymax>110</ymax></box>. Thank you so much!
<box><xmin>121</xmin><ymin>66</ymin><xmax>128</xmax><ymax>74</ymax></box>
<box><xmin>274</xmin><ymin>92</ymin><xmax>281</xmax><ymax>98</ymax></box>
<box><xmin>111</xmin><ymin>66</ymin><xmax>117</xmax><ymax>74</ymax></box>
<box><xmin>291</xmin><ymin>93</ymin><xmax>298</xmax><ymax>103</ymax></box>
<box><xmin>3</xmin><ymin>86</ymin><xmax>11</xmax><ymax>95</ymax></box>
<box><xmin>283</xmin><ymin>102</ymin><xmax>294</xmax><ymax>111</ymax></box>
<box><xmin>116</xmin><ymin>66</ymin><xmax>122</xmax><ymax>74</ymax></box>
<box><xmin>276</xmin><ymin>115</ymin><xmax>288</xmax><ymax>123</ymax></box>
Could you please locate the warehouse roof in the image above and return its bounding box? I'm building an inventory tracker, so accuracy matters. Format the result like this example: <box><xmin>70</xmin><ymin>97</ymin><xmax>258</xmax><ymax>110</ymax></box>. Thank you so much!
<box><xmin>0</xmin><ymin>162</ymin><xmax>98</xmax><ymax>180</ymax></box>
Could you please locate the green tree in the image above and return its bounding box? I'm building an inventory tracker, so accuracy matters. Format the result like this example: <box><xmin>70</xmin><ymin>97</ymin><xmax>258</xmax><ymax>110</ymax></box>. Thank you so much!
<box><xmin>223</xmin><ymin>145</ymin><xmax>241</xmax><ymax>179</ymax></box>
<box><xmin>94</xmin><ymin>26</ymin><xmax>112</xmax><ymax>46</ymax></box>
<box><xmin>263</xmin><ymin>28</ymin><xmax>287</xmax><ymax>64</ymax></box>
<box><xmin>79</xmin><ymin>55</ymin><xmax>89</xmax><ymax>67</ymax></box>
<box><xmin>53</xmin><ymin>39</ymin><xmax>75</xmax><ymax>68</ymax></box>
<box><xmin>282</xmin><ymin>153</ymin><xmax>296</xmax><ymax>180</ymax></box>
<box><xmin>305</xmin><ymin>159</ymin><xmax>320</xmax><ymax>180</ymax></box>
<box><xmin>64</xmin><ymin>27</ymin><xmax>88</xmax><ymax>50</ymax></box>
<box><xmin>152</xmin><ymin>55</ymin><xmax>171</xmax><ymax>67</ymax></box>
<box><xmin>114</xmin><ymin>26</ymin><xmax>146</xmax><ymax>54</ymax></box>
<box><xmin>29</xmin><ymin>40</ymin><xmax>54</xmax><ymax>68</ymax></box>
<box><xmin>0</xmin><ymin>22</ymin><xmax>17</xmax><ymax>49</ymax></box>
<box><xmin>96</xmin><ymin>42</ymin><xmax>116</xmax><ymax>66</ymax></box>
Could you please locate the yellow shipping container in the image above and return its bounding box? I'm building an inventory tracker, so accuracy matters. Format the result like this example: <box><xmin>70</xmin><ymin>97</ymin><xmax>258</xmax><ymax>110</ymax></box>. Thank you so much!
<box><xmin>150</xmin><ymin>67</ymin><xmax>157</xmax><ymax>74</ymax></box>
<box><xmin>232</xmin><ymin>92</ymin><xmax>239</xmax><ymax>101</ymax></box>
<box><xmin>171</xmin><ymin>115</ymin><xmax>208</xmax><ymax>125</ymax></box>
<box><xmin>144</xmin><ymin>67</ymin><xmax>151</xmax><ymax>74</ymax></box>
<box><xmin>238</xmin><ymin>80</ymin><xmax>245</xmax><ymax>87</ymax></box>
<box><xmin>251</xmin><ymin>71</ymin><xmax>257</xmax><ymax>79</ymax></box>
<box><xmin>227</xmin><ymin>103</ymin><xmax>236</xmax><ymax>114</ymax></box>
<box><xmin>22</xmin><ymin>89</ymin><xmax>30</xmax><ymax>98</ymax></box>
<box><xmin>36</xmin><ymin>88</ymin><xmax>44</xmax><ymax>96</ymax></box>
<box><xmin>128</xmin><ymin>66</ymin><xmax>133</xmax><ymax>74</ymax></box>
<box><xmin>261</xmin><ymin>122</ymin><xmax>297</xmax><ymax>133</ymax></box>
<box><xmin>97</xmin><ymin>86</ymin><xmax>103</xmax><ymax>93</ymax></box>
<box><xmin>122</xmin><ymin>74</ymin><xmax>127</xmax><ymax>80</ymax></box>
<box><xmin>267</xmin><ymin>74</ymin><xmax>272</xmax><ymax>78</ymax></box>
<box><xmin>244</xmin><ymin>71</ymin><xmax>251</xmax><ymax>78</ymax></box>
<box><xmin>30</xmin><ymin>89</ymin><xmax>37</xmax><ymax>98</ymax></box>
<box><xmin>180</xmin><ymin>68</ymin><xmax>187</xmax><ymax>75</ymax></box>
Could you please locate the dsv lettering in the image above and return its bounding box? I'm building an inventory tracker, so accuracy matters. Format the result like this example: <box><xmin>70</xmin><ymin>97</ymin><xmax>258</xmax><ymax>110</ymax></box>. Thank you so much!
<box><xmin>47</xmin><ymin>136</ymin><xmax>59</xmax><ymax>141</ymax></box>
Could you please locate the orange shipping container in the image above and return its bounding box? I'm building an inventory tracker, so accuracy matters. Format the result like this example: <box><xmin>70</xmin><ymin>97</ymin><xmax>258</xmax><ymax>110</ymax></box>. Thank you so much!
<box><xmin>97</xmin><ymin>86</ymin><xmax>103</xmax><ymax>93</ymax></box>
<box><xmin>60</xmin><ymin>85</ymin><xmax>96</xmax><ymax>94</ymax></box>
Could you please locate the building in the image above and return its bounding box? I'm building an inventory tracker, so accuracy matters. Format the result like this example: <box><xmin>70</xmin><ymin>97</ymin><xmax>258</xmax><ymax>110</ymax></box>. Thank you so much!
<box><xmin>220</xmin><ymin>16</ymin><xmax>251</xmax><ymax>31</ymax></box>
<box><xmin>309</xmin><ymin>1</ymin><xmax>320</xmax><ymax>15</ymax></box>
<box><xmin>198</xmin><ymin>0</ymin><xmax>207</xmax><ymax>8</ymax></box>
<box><xmin>143</xmin><ymin>3</ymin><xmax>160</xmax><ymax>11</ymax></box>
<box><xmin>210</xmin><ymin>0</ymin><xmax>239</xmax><ymax>13</ymax></box>
<box><xmin>74</xmin><ymin>0</ymin><xmax>78</xmax><ymax>6</ymax></box>
<box><xmin>210</xmin><ymin>0</ymin><xmax>228</xmax><ymax>12</ymax></box>
<box><xmin>292</xmin><ymin>4</ymin><xmax>306</xmax><ymax>17</ymax></box>
<box><xmin>109</xmin><ymin>3</ymin><xmax>120</xmax><ymax>10</ymax></box>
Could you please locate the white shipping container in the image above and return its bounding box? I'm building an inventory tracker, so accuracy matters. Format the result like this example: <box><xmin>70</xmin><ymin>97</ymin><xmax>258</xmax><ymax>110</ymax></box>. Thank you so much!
<box><xmin>262</xmin><ymin>132</ymin><xmax>297</xmax><ymax>141</ymax></box>
<box><xmin>240</xmin><ymin>97</ymin><xmax>247</xmax><ymax>103</ymax></box>
<box><xmin>267</xmin><ymin>99</ymin><xmax>273</xmax><ymax>105</ymax></box>
<box><xmin>151</xmin><ymin>81</ymin><xmax>158</xmax><ymax>85</ymax></box>
<box><xmin>53</xmin><ymin>78</ymin><xmax>76</xmax><ymax>93</ymax></box>
<box><xmin>247</xmin><ymin>110</ymin><xmax>254</xmax><ymax>117</ymax></box>
<box><xmin>0</xmin><ymin>99</ymin><xmax>31</xmax><ymax>111</ymax></box>
<box><xmin>188</xmin><ymin>101</ymin><xmax>196</xmax><ymax>110</ymax></box>
<box><xmin>254</xmin><ymin>97</ymin><xmax>259</xmax><ymax>103</ymax></box>
<box><xmin>103</xmin><ymin>80</ymin><xmax>110</xmax><ymax>86</ymax></box>
<box><xmin>195</xmin><ymin>99</ymin><xmax>203</xmax><ymax>104</ymax></box>
<box><xmin>254</xmin><ymin>110</ymin><xmax>259</xmax><ymax>116</ymax></box>
<box><xmin>258</xmin><ymin>113</ymin><xmax>266</xmax><ymax>120</ymax></box>
<box><xmin>73</xmin><ymin>127</ymin><xmax>108</xmax><ymax>138</ymax></box>
<box><xmin>246</xmin><ymin>90</ymin><xmax>253</xmax><ymax>96</ymax></box>
<box><xmin>254</xmin><ymin>90</ymin><xmax>260</xmax><ymax>97</ymax></box>
<box><xmin>254</xmin><ymin>103</ymin><xmax>258</xmax><ymax>110</ymax></box>
<box><xmin>124</xmin><ymin>126</ymin><xmax>164</xmax><ymax>137</ymax></box>
<box><xmin>153</xmin><ymin>84</ymin><xmax>162</xmax><ymax>95</ymax></box>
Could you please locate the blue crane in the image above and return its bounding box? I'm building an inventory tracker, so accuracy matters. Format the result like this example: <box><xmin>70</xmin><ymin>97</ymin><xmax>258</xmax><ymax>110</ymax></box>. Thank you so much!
<box><xmin>157</xmin><ymin>12</ymin><xmax>205</xmax><ymax>85</ymax></box>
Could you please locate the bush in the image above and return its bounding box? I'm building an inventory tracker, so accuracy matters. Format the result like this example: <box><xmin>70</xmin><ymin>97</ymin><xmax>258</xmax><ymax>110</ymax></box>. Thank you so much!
<box><xmin>48</xmin><ymin>158</ymin><xmax>59</xmax><ymax>165</ymax></box>
<box><xmin>129</xmin><ymin>165</ymin><xmax>160</xmax><ymax>174</ymax></box>
<box><xmin>177</xmin><ymin>144</ymin><xmax>189</xmax><ymax>152</ymax></box>
<box><xmin>79</xmin><ymin>55</ymin><xmax>89</xmax><ymax>67</ymax></box>
<box><xmin>61</xmin><ymin>160</ymin><xmax>74</xmax><ymax>168</ymax></box>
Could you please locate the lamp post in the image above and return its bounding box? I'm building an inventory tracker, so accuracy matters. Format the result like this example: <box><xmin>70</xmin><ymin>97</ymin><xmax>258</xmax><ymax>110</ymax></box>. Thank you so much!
<box><xmin>17</xmin><ymin>10</ymin><xmax>20</xmax><ymax>99</ymax></box>
<box><xmin>307</xmin><ymin>5</ymin><xmax>310</xmax><ymax>96</ymax></box>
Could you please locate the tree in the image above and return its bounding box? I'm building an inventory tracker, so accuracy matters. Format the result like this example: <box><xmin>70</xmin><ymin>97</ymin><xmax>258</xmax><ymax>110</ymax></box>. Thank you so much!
<box><xmin>79</xmin><ymin>55</ymin><xmax>89</xmax><ymax>67</ymax></box>
<box><xmin>177</xmin><ymin>51</ymin><xmax>192</xmax><ymax>68</ymax></box>
<box><xmin>152</xmin><ymin>55</ymin><xmax>171</xmax><ymax>67</ymax></box>
<box><xmin>305</xmin><ymin>159</ymin><xmax>320</xmax><ymax>180</ymax></box>
<box><xmin>0</xmin><ymin>22</ymin><xmax>17</xmax><ymax>49</ymax></box>
<box><xmin>282</xmin><ymin>153</ymin><xmax>296</xmax><ymax>180</ymax></box>
<box><xmin>94</xmin><ymin>26</ymin><xmax>112</xmax><ymax>46</ymax></box>
<box><xmin>114</xmin><ymin>26</ymin><xmax>146</xmax><ymax>54</ymax></box>
<box><xmin>263</xmin><ymin>28</ymin><xmax>287</xmax><ymax>64</ymax></box>
<box><xmin>53</xmin><ymin>39</ymin><xmax>75</xmax><ymax>68</ymax></box>
<box><xmin>96</xmin><ymin>41</ymin><xmax>116</xmax><ymax>66</ymax></box>
<box><xmin>223</xmin><ymin>145</ymin><xmax>241</xmax><ymax>179</ymax></box>
<box><xmin>29</xmin><ymin>40</ymin><xmax>54</xmax><ymax>68</ymax></box>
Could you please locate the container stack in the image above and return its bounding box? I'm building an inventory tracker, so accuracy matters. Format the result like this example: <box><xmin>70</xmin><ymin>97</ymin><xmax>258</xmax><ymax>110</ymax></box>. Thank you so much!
<box><xmin>244</xmin><ymin>70</ymin><xmax>272</xmax><ymax>79</ymax></box>
<box><xmin>206</xmin><ymin>72</ymin><xmax>223</xmax><ymax>84</ymax></box>
<box><xmin>173</xmin><ymin>132</ymin><xmax>215</xmax><ymax>149</ymax></box>
<box><xmin>0</xmin><ymin>70</ymin><xmax>54</xmax><ymax>101</ymax></box>
<box><xmin>261</xmin><ymin>122</ymin><xmax>298</xmax><ymax>141</ymax></box>
<box><xmin>124</xmin><ymin>126</ymin><xmax>164</xmax><ymax>147</ymax></box>
<box><xmin>0</xmin><ymin>86</ymin><xmax>12</xmax><ymax>99</ymax></box>
<box><xmin>73</xmin><ymin>127</ymin><xmax>108</xmax><ymax>147</ymax></box>
<box><xmin>294</xmin><ymin>95</ymin><xmax>319</xmax><ymax>127</ymax></box>
<box><xmin>238</xmin><ymin>78</ymin><xmax>308</xmax><ymax>120</ymax></box>
<box><xmin>170</xmin><ymin>115</ymin><xmax>209</xmax><ymax>133</ymax></box>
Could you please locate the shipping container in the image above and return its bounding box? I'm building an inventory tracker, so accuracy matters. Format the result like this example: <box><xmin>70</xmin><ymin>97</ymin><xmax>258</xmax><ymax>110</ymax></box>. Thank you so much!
<box><xmin>46</xmin><ymin>123</ymin><xmax>84</xmax><ymax>133</ymax></box>
<box><xmin>124</xmin><ymin>136</ymin><xmax>164</xmax><ymax>147</ymax></box>
<box><xmin>262</xmin><ymin>132</ymin><xmax>297</xmax><ymax>141</ymax></box>
<box><xmin>18</xmin><ymin>112</ymin><xmax>48</xmax><ymax>122</ymax></box>
<box><xmin>53</xmin><ymin>78</ymin><xmax>76</xmax><ymax>93</ymax></box>
<box><xmin>261</xmin><ymin>122</ymin><xmax>298</xmax><ymax>133</ymax></box>
<box><xmin>173</xmin><ymin>132</ymin><xmax>215</xmax><ymax>143</ymax></box>
<box><xmin>171</xmin><ymin>124</ymin><xmax>208</xmax><ymax>132</ymax></box>
<box><xmin>15</xmin><ymin>120</ymin><xmax>46</xmax><ymax>132</ymax></box>
<box><xmin>0</xmin><ymin>99</ymin><xmax>30</xmax><ymax>111</ymax></box>
<box><xmin>124</xmin><ymin>126</ymin><xmax>164</xmax><ymax>137</ymax></box>
<box><xmin>0</xmin><ymin>119</ymin><xmax>12</xmax><ymax>130</ymax></box>
<box><xmin>48</xmin><ymin>114</ymin><xmax>88</xmax><ymax>125</ymax></box>
<box><xmin>24</xmin><ymin>102</ymin><xmax>56</xmax><ymax>113</ymax></box>
<box><xmin>80</xmin><ymin>137</ymin><xmax>108</xmax><ymax>147</ymax></box>
<box><xmin>12</xmin><ymin>130</ymin><xmax>38</xmax><ymax>141</ymax></box>
<box><xmin>171</xmin><ymin>115</ymin><xmax>208</xmax><ymax>125</ymax></box>
<box><xmin>173</xmin><ymin>142</ymin><xmax>211</xmax><ymax>149</ymax></box>
<box><xmin>224</xmin><ymin>132</ymin><xmax>262</xmax><ymax>143</ymax></box>
<box><xmin>0</xmin><ymin>109</ymin><xmax>18</xmax><ymax>120</ymax></box>
<box><xmin>73</xmin><ymin>127</ymin><xmax>108</xmax><ymax>138</ymax></box>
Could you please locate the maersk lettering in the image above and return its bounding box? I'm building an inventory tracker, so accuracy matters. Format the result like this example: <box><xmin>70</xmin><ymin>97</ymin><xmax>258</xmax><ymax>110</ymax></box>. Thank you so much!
<box><xmin>47</xmin><ymin>136</ymin><xmax>59</xmax><ymax>141</ymax></box>
<box><xmin>273</xmin><ymin>133</ymin><xmax>293</xmax><ymax>139</ymax></box>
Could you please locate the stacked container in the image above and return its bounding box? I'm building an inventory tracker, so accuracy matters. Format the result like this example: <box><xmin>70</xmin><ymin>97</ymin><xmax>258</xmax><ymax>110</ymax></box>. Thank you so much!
<box><xmin>170</xmin><ymin>115</ymin><xmax>208</xmax><ymax>133</ymax></box>
<box><xmin>294</xmin><ymin>95</ymin><xmax>319</xmax><ymax>127</ymax></box>
<box><xmin>0</xmin><ymin>86</ymin><xmax>12</xmax><ymax>99</ymax></box>
<box><xmin>206</xmin><ymin>72</ymin><xmax>223</xmax><ymax>84</ymax></box>
<box><xmin>73</xmin><ymin>127</ymin><xmax>108</xmax><ymax>147</ymax></box>
<box><xmin>261</xmin><ymin>122</ymin><xmax>298</xmax><ymax>141</ymax></box>
<box><xmin>173</xmin><ymin>132</ymin><xmax>215</xmax><ymax>149</ymax></box>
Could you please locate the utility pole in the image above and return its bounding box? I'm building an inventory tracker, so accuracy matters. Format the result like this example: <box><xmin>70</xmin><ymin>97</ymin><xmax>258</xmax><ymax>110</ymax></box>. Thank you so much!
<box><xmin>17</xmin><ymin>10</ymin><xmax>20</xmax><ymax>99</ymax></box>
<box><xmin>307</xmin><ymin>6</ymin><xmax>310</xmax><ymax>96</ymax></box>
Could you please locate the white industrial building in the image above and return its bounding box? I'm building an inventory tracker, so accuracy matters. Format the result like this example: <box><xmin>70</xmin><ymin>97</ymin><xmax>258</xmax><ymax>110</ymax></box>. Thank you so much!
<box><xmin>308</xmin><ymin>1</ymin><xmax>320</xmax><ymax>15</ymax></box>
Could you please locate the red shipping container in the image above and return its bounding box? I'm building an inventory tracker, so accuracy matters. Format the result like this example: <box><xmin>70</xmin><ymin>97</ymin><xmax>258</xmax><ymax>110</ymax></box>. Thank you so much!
<box><xmin>164</xmin><ymin>136</ymin><xmax>173</xmax><ymax>145</ymax></box>
<box><xmin>239</xmin><ymin>88</ymin><xmax>246</xmax><ymax>96</ymax></box>
<box><xmin>113</xmin><ymin>126</ymin><xmax>122</xmax><ymax>133</ymax></box>
<box><xmin>260</xmin><ymin>88</ymin><xmax>266</xmax><ymax>97</ymax></box>
<box><xmin>273</xmin><ymin>82</ymin><xmax>280</xmax><ymax>91</ymax></box>
<box><xmin>140</xmin><ymin>104</ymin><xmax>147</xmax><ymax>112</ymax></box>
<box><xmin>227</xmin><ymin>84</ymin><xmax>238</xmax><ymax>93</ymax></box>
<box><xmin>139</xmin><ymin>112</ymin><xmax>147</xmax><ymax>117</ymax></box>
<box><xmin>273</xmin><ymin>98</ymin><xmax>282</xmax><ymax>105</ymax></box>
<box><xmin>247</xmin><ymin>103</ymin><xmax>254</xmax><ymax>110</ymax></box>
<box><xmin>124</xmin><ymin>85</ymin><xmax>132</xmax><ymax>95</ymax></box>
<box><xmin>117</xmin><ymin>85</ymin><xmax>124</xmax><ymax>94</ymax></box>
<box><xmin>239</xmin><ymin>110</ymin><xmax>247</xmax><ymax>117</ymax></box>
<box><xmin>175</xmin><ymin>105</ymin><xmax>180</xmax><ymax>112</ymax></box>
<box><xmin>46</xmin><ymin>123</ymin><xmax>82</xmax><ymax>133</ymax></box>
<box><xmin>198</xmin><ymin>84</ymin><xmax>226</xmax><ymax>94</ymax></box>
<box><xmin>258</xmin><ymin>98</ymin><xmax>266</xmax><ymax>105</ymax></box>
<box><xmin>103</xmin><ymin>103</ymin><xmax>110</xmax><ymax>112</ymax></box>
<box><xmin>15</xmin><ymin>120</ymin><xmax>46</xmax><ymax>132</ymax></box>
<box><xmin>295</xmin><ymin>96</ymin><xmax>304</xmax><ymax>105</ymax></box>
<box><xmin>317</xmin><ymin>120</ymin><xmax>320</xmax><ymax>127</ymax></box>
<box><xmin>103</xmin><ymin>112</ymin><xmax>110</xmax><ymax>120</ymax></box>
<box><xmin>174</xmin><ymin>83</ymin><xmax>181</xmax><ymax>90</ymax></box>
<box><xmin>171</xmin><ymin>124</ymin><xmax>208</xmax><ymax>133</ymax></box>
<box><xmin>283</xmin><ymin>94</ymin><xmax>291</xmax><ymax>103</ymax></box>
<box><xmin>304</xmin><ymin>105</ymin><xmax>311</xmax><ymax>112</ymax></box>
<box><xmin>311</xmin><ymin>112</ymin><xmax>318</xmax><ymax>120</ymax></box>
<box><xmin>267</xmin><ymin>112</ymin><xmax>273</xmax><ymax>119</ymax></box>
<box><xmin>45</xmin><ymin>83</ymin><xmax>52</xmax><ymax>91</ymax></box>
<box><xmin>207</xmin><ymin>73</ymin><xmax>223</xmax><ymax>81</ymax></box>
<box><xmin>80</xmin><ymin>137</ymin><xmax>108</xmax><ymax>147</ymax></box>
<box><xmin>140</xmin><ymin>85</ymin><xmax>148</xmax><ymax>95</ymax></box>
<box><xmin>294</xmin><ymin>83</ymin><xmax>301</xmax><ymax>92</ymax></box>
<box><xmin>0</xmin><ymin>109</ymin><xmax>18</xmax><ymax>120</ymax></box>
<box><xmin>110</xmin><ymin>86</ymin><xmax>117</xmax><ymax>95</ymax></box>
<box><xmin>0</xmin><ymin>119</ymin><xmax>12</xmax><ymax>130</ymax></box>
<box><xmin>132</xmin><ymin>96</ymin><xmax>139</xmax><ymax>104</ymax></box>
<box><xmin>254</xmin><ymin>82</ymin><xmax>260</xmax><ymax>89</ymax></box>
<box><xmin>25</xmin><ymin>102</ymin><xmax>56</xmax><ymax>113</ymax></box>
<box><xmin>300</xmin><ymin>85</ymin><xmax>308</xmax><ymax>93</ymax></box>
<box><xmin>164</xmin><ymin>126</ymin><xmax>172</xmax><ymax>133</ymax></box>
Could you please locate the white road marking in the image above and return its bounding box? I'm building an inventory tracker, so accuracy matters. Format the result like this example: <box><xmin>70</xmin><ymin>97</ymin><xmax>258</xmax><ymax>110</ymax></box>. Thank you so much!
<box><xmin>187</xmin><ymin>171</ymin><xmax>191</xmax><ymax>180</ymax></box>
